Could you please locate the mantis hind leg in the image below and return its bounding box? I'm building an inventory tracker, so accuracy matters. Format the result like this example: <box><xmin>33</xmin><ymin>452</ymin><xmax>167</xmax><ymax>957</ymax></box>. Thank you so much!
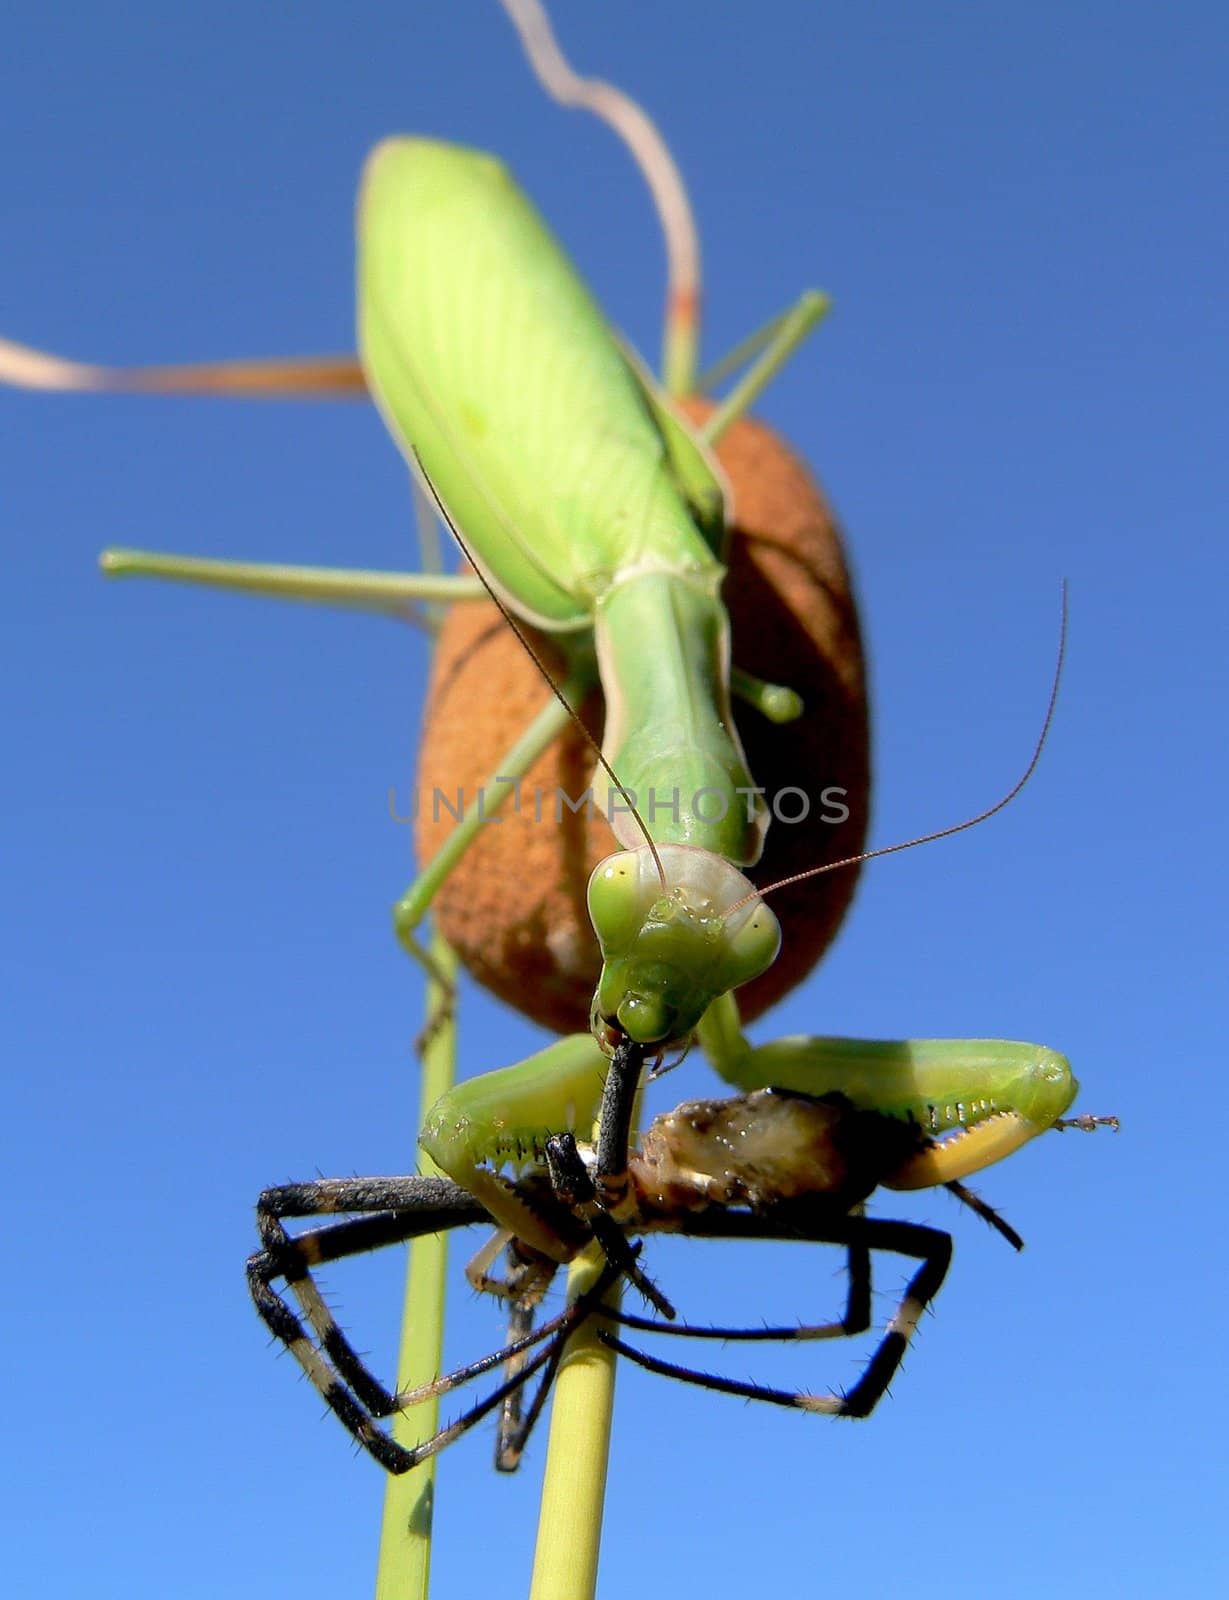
<box><xmin>693</xmin><ymin>289</ymin><xmax>831</xmax><ymax>445</ymax></box>
<box><xmin>595</xmin><ymin>1214</ymin><xmax>952</xmax><ymax>1420</ymax></box>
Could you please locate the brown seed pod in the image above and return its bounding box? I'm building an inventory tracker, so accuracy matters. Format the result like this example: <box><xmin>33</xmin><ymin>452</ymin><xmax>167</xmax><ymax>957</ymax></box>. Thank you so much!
<box><xmin>414</xmin><ymin>398</ymin><xmax>870</xmax><ymax>1035</ymax></box>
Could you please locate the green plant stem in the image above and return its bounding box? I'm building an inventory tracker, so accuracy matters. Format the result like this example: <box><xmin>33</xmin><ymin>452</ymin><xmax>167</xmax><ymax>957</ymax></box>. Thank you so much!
<box><xmin>375</xmin><ymin>933</ymin><xmax>458</xmax><ymax>1600</ymax></box>
<box><xmin>528</xmin><ymin>1244</ymin><xmax>621</xmax><ymax>1600</ymax></box>
<box><xmin>662</xmin><ymin>304</ymin><xmax>699</xmax><ymax>401</ymax></box>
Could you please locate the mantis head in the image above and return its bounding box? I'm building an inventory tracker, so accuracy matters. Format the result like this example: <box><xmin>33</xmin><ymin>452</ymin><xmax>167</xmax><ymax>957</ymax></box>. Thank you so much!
<box><xmin>587</xmin><ymin>843</ymin><xmax>781</xmax><ymax>1048</ymax></box>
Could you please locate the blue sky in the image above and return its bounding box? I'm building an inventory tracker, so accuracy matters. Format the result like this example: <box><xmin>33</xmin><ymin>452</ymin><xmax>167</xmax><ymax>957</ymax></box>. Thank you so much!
<box><xmin>1</xmin><ymin>3</ymin><xmax>1224</xmax><ymax>1596</ymax></box>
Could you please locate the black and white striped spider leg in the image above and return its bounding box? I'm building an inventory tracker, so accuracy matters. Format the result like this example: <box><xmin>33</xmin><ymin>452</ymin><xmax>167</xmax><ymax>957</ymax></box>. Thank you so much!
<box><xmin>595</xmin><ymin>1211</ymin><xmax>953</xmax><ymax>1419</ymax></box>
<box><xmin>248</xmin><ymin>1174</ymin><xmax>618</xmax><ymax>1474</ymax></box>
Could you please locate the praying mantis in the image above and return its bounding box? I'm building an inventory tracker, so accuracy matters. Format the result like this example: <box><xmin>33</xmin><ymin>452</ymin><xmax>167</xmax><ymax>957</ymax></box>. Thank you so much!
<box><xmin>0</xmin><ymin>0</ymin><xmax>1113</xmax><ymax>1478</ymax></box>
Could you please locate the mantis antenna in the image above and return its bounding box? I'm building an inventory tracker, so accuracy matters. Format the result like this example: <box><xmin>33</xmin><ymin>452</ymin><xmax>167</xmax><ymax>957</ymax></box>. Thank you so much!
<box><xmin>733</xmin><ymin>581</ymin><xmax>1070</xmax><ymax>913</ymax></box>
<box><xmin>409</xmin><ymin>448</ymin><xmax>668</xmax><ymax>889</ymax></box>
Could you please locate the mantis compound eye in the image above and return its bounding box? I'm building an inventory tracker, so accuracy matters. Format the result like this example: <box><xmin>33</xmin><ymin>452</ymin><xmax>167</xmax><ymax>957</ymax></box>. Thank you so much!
<box><xmin>586</xmin><ymin>851</ymin><xmax>646</xmax><ymax>950</ymax></box>
<box><xmin>716</xmin><ymin>902</ymin><xmax>782</xmax><ymax>992</ymax></box>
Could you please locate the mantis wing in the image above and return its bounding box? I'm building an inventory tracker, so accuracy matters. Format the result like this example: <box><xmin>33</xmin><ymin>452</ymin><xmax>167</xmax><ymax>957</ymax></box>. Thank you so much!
<box><xmin>358</xmin><ymin>139</ymin><xmax>721</xmax><ymax>629</ymax></box>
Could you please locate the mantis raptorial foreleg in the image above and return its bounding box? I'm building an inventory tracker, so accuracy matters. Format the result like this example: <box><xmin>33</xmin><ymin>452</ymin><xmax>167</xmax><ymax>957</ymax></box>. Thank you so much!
<box><xmin>418</xmin><ymin>1035</ymin><xmax>607</xmax><ymax>1258</ymax></box>
<box><xmin>420</xmin><ymin>1033</ymin><xmax>671</xmax><ymax>1314</ymax></box>
<box><xmin>695</xmin><ymin>991</ymin><xmax>1097</xmax><ymax>1185</ymax></box>
<box><xmin>419</xmin><ymin>1006</ymin><xmax>1100</xmax><ymax>1340</ymax></box>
